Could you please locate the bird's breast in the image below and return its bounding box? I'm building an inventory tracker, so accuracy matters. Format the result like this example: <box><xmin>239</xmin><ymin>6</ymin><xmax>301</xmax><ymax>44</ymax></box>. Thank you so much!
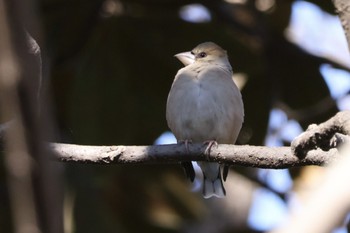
<box><xmin>166</xmin><ymin>64</ymin><xmax>243</xmax><ymax>144</ymax></box>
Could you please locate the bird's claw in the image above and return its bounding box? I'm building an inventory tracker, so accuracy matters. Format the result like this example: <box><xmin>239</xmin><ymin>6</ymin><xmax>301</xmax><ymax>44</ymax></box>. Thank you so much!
<box><xmin>203</xmin><ymin>140</ymin><xmax>218</xmax><ymax>161</ymax></box>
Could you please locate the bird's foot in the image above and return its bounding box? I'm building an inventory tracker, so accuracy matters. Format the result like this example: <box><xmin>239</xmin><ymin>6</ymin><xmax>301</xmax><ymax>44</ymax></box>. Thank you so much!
<box><xmin>203</xmin><ymin>140</ymin><xmax>218</xmax><ymax>161</ymax></box>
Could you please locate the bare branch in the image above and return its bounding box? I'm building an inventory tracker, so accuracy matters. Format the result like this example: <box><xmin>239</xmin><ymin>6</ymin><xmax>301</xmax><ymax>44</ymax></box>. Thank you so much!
<box><xmin>50</xmin><ymin>143</ymin><xmax>339</xmax><ymax>168</ymax></box>
<box><xmin>291</xmin><ymin>111</ymin><xmax>350</xmax><ymax>157</ymax></box>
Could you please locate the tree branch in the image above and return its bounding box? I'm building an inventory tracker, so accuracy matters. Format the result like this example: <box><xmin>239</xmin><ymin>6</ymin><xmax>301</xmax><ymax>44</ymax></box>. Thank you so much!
<box><xmin>50</xmin><ymin>143</ymin><xmax>339</xmax><ymax>169</ymax></box>
<box><xmin>291</xmin><ymin>111</ymin><xmax>350</xmax><ymax>157</ymax></box>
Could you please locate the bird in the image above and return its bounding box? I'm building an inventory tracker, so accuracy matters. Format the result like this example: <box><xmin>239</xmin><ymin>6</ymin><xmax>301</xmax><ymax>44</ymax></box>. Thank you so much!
<box><xmin>166</xmin><ymin>42</ymin><xmax>244</xmax><ymax>198</ymax></box>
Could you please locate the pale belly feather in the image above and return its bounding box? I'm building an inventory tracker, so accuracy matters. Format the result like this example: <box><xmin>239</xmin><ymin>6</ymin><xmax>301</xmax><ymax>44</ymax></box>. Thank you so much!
<box><xmin>167</xmin><ymin>74</ymin><xmax>239</xmax><ymax>144</ymax></box>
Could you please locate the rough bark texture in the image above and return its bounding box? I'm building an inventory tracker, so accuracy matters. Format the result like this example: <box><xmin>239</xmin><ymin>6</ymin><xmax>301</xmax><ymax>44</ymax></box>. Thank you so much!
<box><xmin>291</xmin><ymin>111</ymin><xmax>350</xmax><ymax>157</ymax></box>
<box><xmin>50</xmin><ymin>143</ymin><xmax>339</xmax><ymax>168</ymax></box>
<box><xmin>49</xmin><ymin>111</ymin><xmax>350</xmax><ymax>168</ymax></box>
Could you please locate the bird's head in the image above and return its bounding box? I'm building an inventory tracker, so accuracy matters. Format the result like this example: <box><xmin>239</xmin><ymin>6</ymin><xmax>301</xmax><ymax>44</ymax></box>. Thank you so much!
<box><xmin>175</xmin><ymin>42</ymin><xmax>229</xmax><ymax>67</ymax></box>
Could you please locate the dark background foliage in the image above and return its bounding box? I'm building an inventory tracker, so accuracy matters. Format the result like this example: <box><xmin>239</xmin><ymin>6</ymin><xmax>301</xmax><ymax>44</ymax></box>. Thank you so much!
<box><xmin>0</xmin><ymin>0</ymin><xmax>345</xmax><ymax>232</ymax></box>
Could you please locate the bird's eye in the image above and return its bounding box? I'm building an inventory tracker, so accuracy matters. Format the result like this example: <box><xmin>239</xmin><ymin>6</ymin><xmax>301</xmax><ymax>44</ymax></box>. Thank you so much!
<box><xmin>191</xmin><ymin>51</ymin><xmax>194</xmax><ymax>55</ymax></box>
<box><xmin>198</xmin><ymin>52</ymin><xmax>207</xmax><ymax>58</ymax></box>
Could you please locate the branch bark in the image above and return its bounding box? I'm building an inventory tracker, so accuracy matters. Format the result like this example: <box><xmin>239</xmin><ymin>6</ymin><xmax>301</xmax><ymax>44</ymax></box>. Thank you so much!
<box><xmin>49</xmin><ymin>111</ymin><xmax>350</xmax><ymax>168</ymax></box>
<box><xmin>50</xmin><ymin>143</ymin><xmax>339</xmax><ymax>169</ymax></box>
<box><xmin>291</xmin><ymin>111</ymin><xmax>350</xmax><ymax>157</ymax></box>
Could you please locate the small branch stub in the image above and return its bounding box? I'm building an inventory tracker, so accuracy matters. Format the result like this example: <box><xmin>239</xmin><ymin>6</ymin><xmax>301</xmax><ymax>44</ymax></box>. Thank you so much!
<box><xmin>291</xmin><ymin>111</ymin><xmax>350</xmax><ymax>158</ymax></box>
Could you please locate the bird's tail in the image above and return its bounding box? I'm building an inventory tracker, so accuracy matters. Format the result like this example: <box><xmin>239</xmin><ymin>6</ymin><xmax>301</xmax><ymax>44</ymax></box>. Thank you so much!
<box><xmin>202</xmin><ymin>176</ymin><xmax>226</xmax><ymax>198</ymax></box>
<box><xmin>202</xmin><ymin>165</ymin><xmax>226</xmax><ymax>199</ymax></box>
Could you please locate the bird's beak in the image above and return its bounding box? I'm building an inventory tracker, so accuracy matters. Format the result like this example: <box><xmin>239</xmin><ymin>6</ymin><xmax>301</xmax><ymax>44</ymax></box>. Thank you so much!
<box><xmin>174</xmin><ymin>52</ymin><xmax>195</xmax><ymax>66</ymax></box>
